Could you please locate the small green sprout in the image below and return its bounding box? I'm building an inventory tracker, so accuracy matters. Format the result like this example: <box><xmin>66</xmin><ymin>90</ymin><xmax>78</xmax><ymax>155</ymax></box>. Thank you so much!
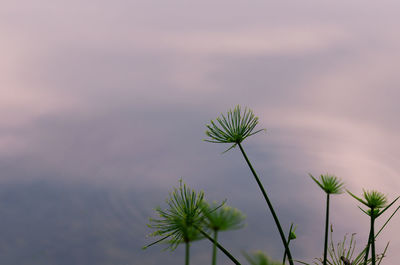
<box><xmin>204</xmin><ymin>105</ymin><xmax>265</xmax><ymax>153</ymax></box>
<box><xmin>289</xmin><ymin>227</ymin><xmax>297</xmax><ymax>240</ymax></box>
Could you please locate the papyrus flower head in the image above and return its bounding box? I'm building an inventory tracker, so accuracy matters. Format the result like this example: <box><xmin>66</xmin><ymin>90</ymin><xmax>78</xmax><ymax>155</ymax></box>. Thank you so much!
<box><xmin>201</xmin><ymin>201</ymin><xmax>246</xmax><ymax>232</ymax></box>
<box><xmin>205</xmin><ymin>105</ymin><xmax>265</xmax><ymax>152</ymax></box>
<box><xmin>309</xmin><ymin>173</ymin><xmax>344</xmax><ymax>195</ymax></box>
<box><xmin>347</xmin><ymin>189</ymin><xmax>399</xmax><ymax>218</ymax></box>
<box><xmin>145</xmin><ymin>180</ymin><xmax>205</xmax><ymax>250</ymax></box>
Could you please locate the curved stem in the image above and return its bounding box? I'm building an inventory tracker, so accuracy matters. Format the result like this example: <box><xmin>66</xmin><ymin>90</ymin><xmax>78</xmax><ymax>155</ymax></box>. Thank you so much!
<box><xmin>194</xmin><ymin>225</ymin><xmax>241</xmax><ymax>265</ymax></box>
<box><xmin>185</xmin><ymin>241</ymin><xmax>190</xmax><ymax>265</ymax></box>
<box><xmin>238</xmin><ymin>143</ymin><xmax>293</xmax><ymax>265</ymax></box>
<box><xmin>212</xmin><ymin>230</ymin><xmax>218</xmax><ymax>265</ymax></box>
<box><xmin>323</xmin><ymin>194</ymin><xmax>330</xmax><ymax>265</ymax></box>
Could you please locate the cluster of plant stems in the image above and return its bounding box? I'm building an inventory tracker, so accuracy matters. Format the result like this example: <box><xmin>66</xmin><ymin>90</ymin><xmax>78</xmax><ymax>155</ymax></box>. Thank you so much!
<box><xmin>144</xmin><ymin>106</ymin><xmax>399</xmax><ymax>265</ymax></box>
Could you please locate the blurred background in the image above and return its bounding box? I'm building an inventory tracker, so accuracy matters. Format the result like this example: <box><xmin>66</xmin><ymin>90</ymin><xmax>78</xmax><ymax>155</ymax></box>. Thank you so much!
<box><xmin>1</xmin><ymin>1</ymin><xmax>400</xmax><ymax>264</ymax></box>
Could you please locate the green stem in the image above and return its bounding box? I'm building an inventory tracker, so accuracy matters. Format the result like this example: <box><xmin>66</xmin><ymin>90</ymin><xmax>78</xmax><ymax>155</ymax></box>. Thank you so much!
<box><xmin>282</xmin><ymin>239</ymin><xmax>292</xmax><ymax>265</ymax></box>
<box><xmin>364</xmin><ymin>214</ymin><xmax>373</xmax><ymax>265</ymax></box>
<box><xmin>142</xmin><ymin>234</ymin><xmax>170</xmax><ymax>249</ymax></box>
<box><xmin>354</xmin><ymin>203</ymin><xmax>398</xmax><ymax>265</ymax></box>
<box><xmin>238</xmin><ymin>143</ymin><xmax>294</xmax><ymax>265</ymax></box>
<box><xmin>376</xmin><ymin>204</ymin><xmax>400</xmax><ymax>238</ymax></box>
<box><xmin>282</xmin><ymin>224</ymin><xmax>294</xmax><ymax>265</ymax></box>
<box><xmin>194</xmin><ymin>226</ymin><xmax>241</xmax><ymax>265</ymax></box>
<box><xmin>323</xmin><ymin>194</ymin><xmax>330</xmax><ymax>265</ymax></box>
<box><xmin>212</xmin><ymin>230</ymin><xmax>218</xmax><ymax>265</ymax></box>
<box><xmin>371</xmin><ymin>214</ymin><xmax>376</xmax><ymax>265</ymax></box>
<box><xmin>363</xmin><ymin>236</ymin><xmax>371</xmax><ymax>265</ymax></box>
<box><xmin>185</xmin><ymin>241</ymin><xmax>190</xmax><ymax>265</ymax></box>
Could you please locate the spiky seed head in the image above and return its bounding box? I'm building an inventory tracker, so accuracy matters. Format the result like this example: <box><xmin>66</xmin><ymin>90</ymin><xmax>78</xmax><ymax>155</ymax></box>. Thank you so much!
<box><xmin>201</xmin><ymin>201</ymin><xmax>246</xmax><ymax>232</ymax></box>
<box><xmin>347</xmin><ymin>189</ymin><xmax>391</xmax><ymax>218</ymax></box>
<box><xmin>347</xmin><ymin>189</ymin><xmax>387</xmax><ymax>210</ymax></box>
<box><xmin>145</xmin><ymin>180</ymin><xmax>205</xmax><ymax>250</ymax></box>
<box><xmin>309</xmin><ymin>173</ymin><xmax>344</xmax><ymax>194</ymax></box>
<box><xmin>363</xmin><ymin>190</ymin><xmax>387</xmax><ymax>209</ymax></box>
<box><xmin>204</xmin><ymin>105</ymin><xmax>265</xmax><ymax>152</ymax></box>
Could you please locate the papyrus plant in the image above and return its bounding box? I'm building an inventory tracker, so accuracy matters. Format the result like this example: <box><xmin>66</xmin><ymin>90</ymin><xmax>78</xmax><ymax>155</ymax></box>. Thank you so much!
<box><xmin>310</xmin><ymin>174</ymin><xmax>344</xmax><ymax>265</ymax></box>
<box><xmin>144</xmin><ymin>180</ymin><xmax>205</xmax><ymax>265</ymax></box>
<box><xmin>144</xmin><ymin>106</ymin><xmax>400</xmax><ymax>265</ymax></box>
<box><xmin>205</xmin><ymin>105</ymin><xmax>294</xmax><ymax>265</ymax></box>
<box><xmin>347</xmin><ymin>190</ymin><xmax>399</xmax><ymax>265</ymax></box>
<box><xmin>296</xmin><ymin>227</ymin><xmax>389</xmax><ymax>265</ymax></box>
<box><xmin>144</xmin><ymin>180</ymin><xmax>243</xmax><ymax>265</ymax></box>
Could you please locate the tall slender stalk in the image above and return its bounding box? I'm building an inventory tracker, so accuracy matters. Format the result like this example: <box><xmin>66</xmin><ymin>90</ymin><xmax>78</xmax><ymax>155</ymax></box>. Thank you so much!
<box><xmin>363</xmin><ymin>220</ymin><xmax>372</xmax><ymax>265</ymax></box>
<box><xmin>238</xmin><ymin>143</ymin><xmax>294</xmax><ymax>265</ymax></box>
<box><xmin>185</xmin><ymin>241</ymin><xmax>190</xmax><ymax>265</ymax></box>
<box><xmin>212</xmin><ymin>231</ymin><xmax>218</xmax><ymax>265</ymax></box>
<box><xmin>310</xmin><ymin>173</ymin><xmax>343</xmax><ymax>265</ymax></box>
<box><xmin>370</xmin><ymin>212</ymin><xmax>376</xmax><ymax>265</ymax></box>
<box><xmin>323</xmin><ymin>194</ymin><xmax>330</xmax><ymax>265</ymax></box>
<box><xmin>204</xmin><ymin>106</ymin><xmax>289</xmax><ymax>263</ymax></box>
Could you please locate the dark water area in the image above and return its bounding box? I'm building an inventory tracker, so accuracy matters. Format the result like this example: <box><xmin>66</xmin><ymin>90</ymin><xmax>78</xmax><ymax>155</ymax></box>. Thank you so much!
<box><xmin>0</xmin><ymin>180</ymin><xmax>149</xmax><ymax>265</ymax></box>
